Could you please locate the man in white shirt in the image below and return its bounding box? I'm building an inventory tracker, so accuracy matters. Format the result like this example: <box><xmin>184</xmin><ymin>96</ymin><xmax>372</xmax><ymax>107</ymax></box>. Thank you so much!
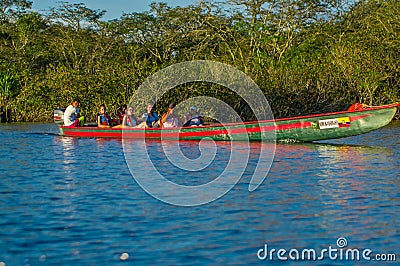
<box><xmin>64</xmin><ymin>98</ymin><xmax>80</xmax><ymax>126</ymax></box>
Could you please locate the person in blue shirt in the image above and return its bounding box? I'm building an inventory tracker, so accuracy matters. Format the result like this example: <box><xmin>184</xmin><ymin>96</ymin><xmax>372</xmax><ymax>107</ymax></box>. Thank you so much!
<box><xmin>139</xmin><ymin>103</ymin><xmax>159</xmax><ymax>128</ymax></box>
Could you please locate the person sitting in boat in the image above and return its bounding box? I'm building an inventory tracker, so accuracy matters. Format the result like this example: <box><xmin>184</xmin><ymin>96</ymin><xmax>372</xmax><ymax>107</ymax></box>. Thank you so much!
<box><xmin>138</xmin><ymin>103</ymin><xmax>159</xmax><ymax>128</ymax></box>
<box><xmin>159</xmin><ymin>103</ymin><xmax>179</xmax><ymax>128</ymax></box>
<box><xmin>97</xmin><ymin>104</ymin><xmax>113</xmax><ymax>128</ymax></box>
<box><xmin>64</xmin><ymin>98</ymin><xmax>84</xmax><ymax>126</ymax></box>
<box><xmin>183</xmin><ymin>106</ymin><xmax>203</xmax><ymax>127</ymax></box>
<box><xmin>114</xmin><ymin>106</ymin><xmax>139</xmax><ymax>128</ymax></box>
<box><xmin>114</xmin><ymin>104</ymin><xmax>127</xmax><ymax>125</ymax></box>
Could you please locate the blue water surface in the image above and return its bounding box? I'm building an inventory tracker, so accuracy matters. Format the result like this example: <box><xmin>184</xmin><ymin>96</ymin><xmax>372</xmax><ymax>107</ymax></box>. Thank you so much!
<box><xmin>0</xmin><ymin>122</ymin><xmax>399</xmax><ymax>265</ymax></box>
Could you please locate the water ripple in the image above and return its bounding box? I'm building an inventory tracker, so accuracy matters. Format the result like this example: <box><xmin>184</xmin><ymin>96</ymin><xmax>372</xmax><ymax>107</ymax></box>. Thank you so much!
<box><xmin>0</xmin><ymin>122</ymin><xmax>399</xmax><ymax>264</ymax></box>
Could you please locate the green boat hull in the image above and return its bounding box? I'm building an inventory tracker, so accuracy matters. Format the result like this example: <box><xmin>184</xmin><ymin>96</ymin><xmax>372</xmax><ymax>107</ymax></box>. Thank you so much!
<box><xmin>59</xmin><ymin>104</ymin><xmax>399</xmax><ymax>142</ymax></box>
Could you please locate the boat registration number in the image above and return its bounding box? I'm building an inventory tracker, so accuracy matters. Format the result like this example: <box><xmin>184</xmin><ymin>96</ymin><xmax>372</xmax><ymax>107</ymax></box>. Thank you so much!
<box><xmin>318</xmin><ymin>119</ymin><xmax>339</xmax><ymax>129</ymax></box>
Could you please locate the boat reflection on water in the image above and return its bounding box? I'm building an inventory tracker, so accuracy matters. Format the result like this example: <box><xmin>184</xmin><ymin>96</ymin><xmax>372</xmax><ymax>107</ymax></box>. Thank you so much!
<box><xmin>122</xmin><ymin>138</ymin><xmax>276</xmax><ymax>205</ymax></box>
<box><xmin>56</xmin><ymin>136</ymin><xmax>79</xmax><ymax>179</ymax></box>
<box><xmin>270</xmin><ymin>141</ymin><xmax>394</xmax><ymax>192</ymax></box>
<box><xmin>272</xmin><ymin>142</ymin><xmax>393</xmax><ymax>176</ymax></box>
<box><xmin>264</xmin><ymin>141</ymin><xmax>396</xmax><ymax>235</ymax></box>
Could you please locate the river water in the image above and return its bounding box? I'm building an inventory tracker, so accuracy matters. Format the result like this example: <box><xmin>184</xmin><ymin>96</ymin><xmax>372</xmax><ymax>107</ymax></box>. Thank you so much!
<box><xmin>0</xmin><ymin>122</ymin><xmax>399</xmax><ymax>265</ymax></box>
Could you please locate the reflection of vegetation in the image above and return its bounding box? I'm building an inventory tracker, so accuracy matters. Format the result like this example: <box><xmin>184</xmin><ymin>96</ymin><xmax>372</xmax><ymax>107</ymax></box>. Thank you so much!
<box><xmin>0</xmin><ymin>0</ymin><xmax>399</xmax><ymax>122</ymax></box>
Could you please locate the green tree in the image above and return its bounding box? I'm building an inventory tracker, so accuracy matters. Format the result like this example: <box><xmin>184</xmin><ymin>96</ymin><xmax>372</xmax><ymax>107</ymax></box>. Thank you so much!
<box><xmin>0</xmin><ymin>0</ymin><xmax>32</xmax><ymax>23</ymax></box>
<box><xmin>0</xmin><ymin>0</ymin><xmax>398</xmax><ymax>122</ymax></box>
<box><xmin>0</xmin><ymin>72</ymin><xmax>19</xmax><ymax>121</ymax></box>
<box><xmin>49</xmin><ymin>1</ymin><xmax>106</xmax><ymax>31</ymax></box>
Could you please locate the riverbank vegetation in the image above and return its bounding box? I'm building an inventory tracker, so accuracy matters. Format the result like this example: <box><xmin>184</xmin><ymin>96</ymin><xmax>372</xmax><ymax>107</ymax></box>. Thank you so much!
<box><xmin>0</xmin><ymin>0</ymin><xmax>399</xmax><ymax>122</ymax></box>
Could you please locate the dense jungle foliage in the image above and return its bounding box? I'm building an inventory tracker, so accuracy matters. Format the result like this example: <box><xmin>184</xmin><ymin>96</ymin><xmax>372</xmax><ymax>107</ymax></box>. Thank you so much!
<box><xmin>0</xmin><ymin>0</ymin><xmax>399</xmax><ymax>122</ymax></box>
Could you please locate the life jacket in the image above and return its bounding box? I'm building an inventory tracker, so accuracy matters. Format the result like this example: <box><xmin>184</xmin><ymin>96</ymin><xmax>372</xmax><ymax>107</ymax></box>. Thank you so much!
<box><xmin>99</xmin><ymin>113</ymin><xmax>112</xmax><ymax>126</ymax></box>
<box><xmin>347</xmin><ymin>103</ymin><xmax>365</xmax><ymax>111</ymax></box>
<box><xmin>183</xmin><ymin>115</ymin><xmax>204</xmax><ymax>127</ymax></box>
<box><xmin>125</xmin><ymin>115</ymin><xmax>137</xmax><ymax>127</ymax></box>
<box><xmin>116</xmin><ymin>111</ymin><xmax>125</xmax><ymax>124</ymax></box>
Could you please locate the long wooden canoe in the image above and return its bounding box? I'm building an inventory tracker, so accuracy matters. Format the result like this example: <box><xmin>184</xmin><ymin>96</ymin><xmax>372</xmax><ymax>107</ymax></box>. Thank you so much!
<box><xmin>58</xmin><ymin>103</ymin><xmax>399</xmax><ymax>142</ymax></box>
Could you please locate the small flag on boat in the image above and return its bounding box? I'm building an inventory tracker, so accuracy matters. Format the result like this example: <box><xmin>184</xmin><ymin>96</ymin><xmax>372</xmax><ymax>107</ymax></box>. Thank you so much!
<box><xmin>337</xmin><ymin>117</ymin><xmax>351</xmax><ymax>127</ymax></box>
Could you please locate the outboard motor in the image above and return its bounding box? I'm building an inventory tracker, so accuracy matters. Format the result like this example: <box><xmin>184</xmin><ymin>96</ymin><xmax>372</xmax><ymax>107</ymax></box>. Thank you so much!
<box><xmin>53</xmin><ymin>108</ymin><xmax>66</xmax><ymax>125</ymax></box>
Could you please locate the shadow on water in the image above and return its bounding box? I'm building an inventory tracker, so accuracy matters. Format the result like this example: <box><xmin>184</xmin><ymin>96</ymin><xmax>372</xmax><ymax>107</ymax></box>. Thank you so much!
<box><xmin>27</xmin><ymin>132</ymin><xmax>60</xmax><ymax>136</ymax></box>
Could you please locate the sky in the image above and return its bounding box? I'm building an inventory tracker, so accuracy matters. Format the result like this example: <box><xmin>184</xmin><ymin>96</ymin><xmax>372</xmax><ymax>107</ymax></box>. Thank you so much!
<box><xmin>32</xmin><ymin>0</ymin><xmax>199</xmax><ymax>21</ymax></box>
